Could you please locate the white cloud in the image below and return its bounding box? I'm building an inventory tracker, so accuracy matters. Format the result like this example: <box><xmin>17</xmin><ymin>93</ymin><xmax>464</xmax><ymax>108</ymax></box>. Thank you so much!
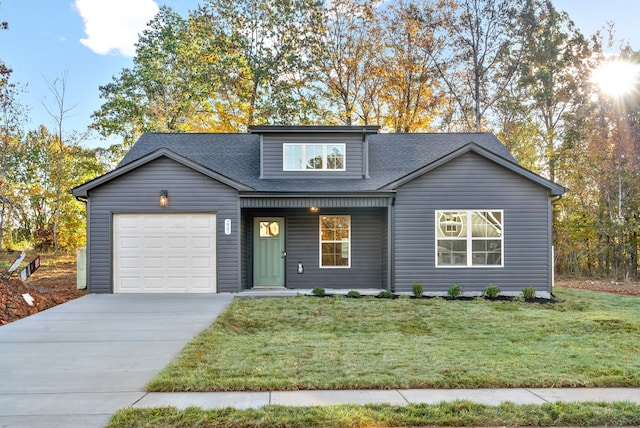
<box><xmin>74</xmin><ymin>0</ymin><xmax>160</xmax><ymax>56</ymax></box>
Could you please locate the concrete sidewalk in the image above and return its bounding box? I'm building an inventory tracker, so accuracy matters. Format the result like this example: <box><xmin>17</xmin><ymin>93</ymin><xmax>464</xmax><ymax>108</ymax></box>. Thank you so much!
<box><xmin>135</xmin><ymin>387</ymin><xmax>640</xmax><ymax>410</ymax></box>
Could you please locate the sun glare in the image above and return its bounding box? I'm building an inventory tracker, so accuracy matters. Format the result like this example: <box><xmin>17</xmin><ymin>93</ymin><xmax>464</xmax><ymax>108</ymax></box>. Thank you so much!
<box><xmin>591</xmin><ymin>60</ymin><xmax>640</xmax><ymax>98</ymax></box>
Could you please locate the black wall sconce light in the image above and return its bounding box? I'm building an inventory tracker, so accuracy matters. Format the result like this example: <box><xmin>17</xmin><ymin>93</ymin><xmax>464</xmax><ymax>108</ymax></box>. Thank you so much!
<box><xmin>159</xmin><ymin>190</ymin><xmax>169</xmax><ymax>207</ymax></box>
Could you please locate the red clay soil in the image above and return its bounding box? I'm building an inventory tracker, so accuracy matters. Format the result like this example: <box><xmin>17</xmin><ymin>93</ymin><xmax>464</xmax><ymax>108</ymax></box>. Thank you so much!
<box><xmin>0</xmin><ymin>256</ymin><xmax>86</xmax><ymax>326</ymax></box>
<box><xmin>1</xmin><ymin>254</ymin><xmax>638</xmax><ymax>325</ymax></box>
<box><xmin>556</xmin><ymin>277</ymin><xmax>640</xmax><ymax>297</ymax></box>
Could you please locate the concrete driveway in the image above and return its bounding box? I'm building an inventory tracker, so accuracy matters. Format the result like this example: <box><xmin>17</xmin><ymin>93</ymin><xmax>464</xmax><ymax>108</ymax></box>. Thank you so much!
<box><xmin>0</xmin><ymin>293</ymin><xmax>233</xmax><ymax>428</ymax></box>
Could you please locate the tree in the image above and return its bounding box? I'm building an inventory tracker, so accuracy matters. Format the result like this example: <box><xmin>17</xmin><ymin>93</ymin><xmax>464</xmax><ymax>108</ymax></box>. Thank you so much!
<box><xmin>313</xmin><ymin>0</ymin><xmax>382</xmax><ymax>126</ymax></box>
<box><xmin>378</xmin><ymin>0</ymin><xmax>445</xmax><ymax>132</ymax></box>
<box><xmin>515</xmin><ymin>0</ymin><xmax>595</xmax><ymax>181</ymax></box>
<box><xmin>93</xmin><ymin>2</ymin><xmax>325</xmax><ymax>143</ymax></box>
<box><xmin>432</xmin><ymin>0</ymin><xmax>533</xmax><ymax>132</ymax></box>
<box><xmin>12</xmin><ymin>126</ymin><xmax>104</xmax><ymax>251</ymax></box>
<box><xmin>196</xmin><ymin>0</ymin><xmax>324</xmax><ymax>126</ymax></box>
<box><xmin>0</xmin><ymin>65</ymin><xmax>28</xmax><ymax>251</ymax></box>
<box><xmin>43</xmin><ymin>71</ymin><xmax>78</xmax><ymax>255</ymax></box>
<box><xmin>92</xmin><ymin>7</ymin><xmax>195</xmax><ymax>145</ymax></box>
<box><xmin>549</xmin><ymin>27</ymin><xmax>640</xmax><ymax>279</ymax></box>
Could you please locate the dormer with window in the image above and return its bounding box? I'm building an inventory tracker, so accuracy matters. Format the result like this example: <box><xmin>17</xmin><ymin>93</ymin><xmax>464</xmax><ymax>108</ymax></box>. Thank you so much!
<box><xmin>251</xmin><ymin>125</ymin><xmax>379</xmax><ymax>179</ymax></box>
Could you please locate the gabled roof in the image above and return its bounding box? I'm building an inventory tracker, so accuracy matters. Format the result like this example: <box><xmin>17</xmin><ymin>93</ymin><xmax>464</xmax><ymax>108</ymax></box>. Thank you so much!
<box><xmin>72</xmin><ymin>131</ymin><xmax>566</xmax><ymax>196</ymax></box>
<box><xmin>71</xmin><ymin>146</ymin><xmax>253</xmax><ymax>198</ymax></box>
<box><xmin>379</xmin><ymin>142</ymin><xmax>566</xmax><ymax>196</ymax></box>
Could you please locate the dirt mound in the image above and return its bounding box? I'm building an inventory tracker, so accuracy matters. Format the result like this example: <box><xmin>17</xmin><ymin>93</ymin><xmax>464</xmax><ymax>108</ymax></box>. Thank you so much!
<box><xmin>0</xmin><ymin>278</ymin><xmax>60</xmax><ymax>325</ymax></box>
<box><xmin>555</xmin><ymin>277</ymin><xmax>640</xmax><ymax>297</ymax></box>
<box><xmin>0</xmin><ymin>257</ymin><xmax>86</xmax><ymax>325</ymax></box>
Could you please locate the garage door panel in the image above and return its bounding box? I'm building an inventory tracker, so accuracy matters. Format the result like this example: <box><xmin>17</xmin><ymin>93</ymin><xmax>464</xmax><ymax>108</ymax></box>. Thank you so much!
<box><xmin>192</xmin><ymin>256</ymin><xmax>212</xmax><ymax>268</ymax></box>
<box><xmin>119</xmin><ymin>277</ymin><xmax>141</xmax><ymax>291</ymax></box>
<box><xmin>120</xmin><ymin>237</ymin><xmax>141</xmax><ymax>249</ymax></box>
<box><xmin>143</xmin><ymin>257</ymin><xmax>163</xmax><ymax>268</ymax></box>
<box><xmin>168</xmin><ymin>256</ymin><xmax>188</xmax><ymax>269</ymax></box>
<box><xmin>143</xmin><ymin>236</ymin><xmax>164</xmax><ymax>249</ymax></box>
<box><xmin>192</xmin><ymin>215</ymin><xmax>213</xmax><ymax>227</ymax></box>
<box><xmin>192</xmin><ymin>237</ymin><xmax>213</xmax><ymax>249</ymax></box>
<box><xmin>120</xmin><ymin>257</ymin><xmax>140</xmax><ymax>269</ymax></box>
<box><xmin>119</xmin><ymin>216</ymin><xmax>141</xmax><ymax>228</ymax></box>
<box><xmin>142</xmin><ymin>277</ymin><xmax>165</xmax><ymax>290</ymax></box>
<box><xmin>191</xmin><ymin>277</ymin><xmax>214</xmax><ymax>290</ymax></box>
<box><xmin>168</xmin><ymin>237</ymin><xmax>188</xmax><ymax>249</ymax></box>
<box><xmin>113</xmin><ymin>214</ymin><xmax>217</xmax><ymax>293</ymax></box>
<box><xmin>167</xmin><ymin>216</ymin><xmax>188</xmax><ymax>228</ymax></box>
<box><xmin>144</xmin><ymin>216</ymin><xmax>164</xmax><ymax>228</ymax></box>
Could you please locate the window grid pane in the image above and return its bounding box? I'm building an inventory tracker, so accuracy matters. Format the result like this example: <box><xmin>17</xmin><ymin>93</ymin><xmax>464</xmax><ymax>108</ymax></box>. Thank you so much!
<box><xmin>436</xmin><ymin>210</ymin><xmax>503</xmax><ymax>267</ymax></box>
<box><xmin>306</xmin><ymin>145</ymin><xmax>323</xmax><ymax>169</ymax></box>
<box><xmin>320</xmin><ymin>215</ymin><xmax>350</xmax><ymax>268</ymax></box>
<box><xmin>327</xmin><ymin>145</ymin><xmax>345</xmax><ymax>169</ymax></box>
<box><xmin>283</xmin><ymin>144</ymin><xmax>346</xmax><ymax>171</ymax></box>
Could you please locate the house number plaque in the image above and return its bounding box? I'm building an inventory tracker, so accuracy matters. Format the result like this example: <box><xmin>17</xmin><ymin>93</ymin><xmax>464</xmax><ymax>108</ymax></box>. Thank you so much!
<box><xmin>224</xmin><ymin>219</ymin><xmax>231</xmax><ymax>235</ymax></box>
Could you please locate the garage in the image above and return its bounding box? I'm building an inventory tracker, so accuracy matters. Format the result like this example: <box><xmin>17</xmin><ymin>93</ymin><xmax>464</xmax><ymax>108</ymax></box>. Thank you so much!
<box><xmin>113</xmin><ymin>213</ymin><xmax>217</xmax><ymax>293</ymax></box>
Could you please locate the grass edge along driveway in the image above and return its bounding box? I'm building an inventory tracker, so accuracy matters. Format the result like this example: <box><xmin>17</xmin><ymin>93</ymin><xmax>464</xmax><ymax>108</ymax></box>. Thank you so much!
<box><xmin>148</xmin><ymin>288</ymin><xmax>640</xmax><ymax>392</ymax></box>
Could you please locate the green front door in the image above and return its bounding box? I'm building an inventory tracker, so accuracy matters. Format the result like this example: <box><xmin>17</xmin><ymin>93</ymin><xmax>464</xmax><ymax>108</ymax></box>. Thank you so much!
<box><xmin>253</xmin><ymin>217</ymin><xmax>286</xmax><ymax>287</ymax></box>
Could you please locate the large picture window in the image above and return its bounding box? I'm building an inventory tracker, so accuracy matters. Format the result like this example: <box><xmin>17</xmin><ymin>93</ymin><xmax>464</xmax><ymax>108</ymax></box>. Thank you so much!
<box><xmin>283</xmin><ymin>144</ymin><xmax>345</xmax><ymax>171</ymax></box>
<box><xmin>436</xmin><ymin>210</ymin><xmax>503</xmax><ymax>267</ymax></box>
<box><xmin>320</xmin><ymin>215</ymin><xmax>350</xmax><ymax>268</ymax></box>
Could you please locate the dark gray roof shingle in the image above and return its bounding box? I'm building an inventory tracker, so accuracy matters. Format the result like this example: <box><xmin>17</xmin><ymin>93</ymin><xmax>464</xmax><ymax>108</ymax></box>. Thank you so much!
<box><xmin>117</xmin><ymin>131</ymin><xmax>520</xmax><ymax>192</ymax></box>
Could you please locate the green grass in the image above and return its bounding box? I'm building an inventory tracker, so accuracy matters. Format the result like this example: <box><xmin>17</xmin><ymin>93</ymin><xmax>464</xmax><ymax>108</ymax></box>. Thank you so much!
<box><xmin>107</xmin><ymin>401</ymin><xmax>640</xmax><ymax>427</ymax></box>
<box><xmin>147</xmin><ymin>288</ymin><xmax>640</xmax><ymax>392</ymax></box>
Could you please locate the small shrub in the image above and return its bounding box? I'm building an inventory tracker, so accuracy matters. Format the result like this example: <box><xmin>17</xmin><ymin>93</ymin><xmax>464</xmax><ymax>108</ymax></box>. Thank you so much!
<box><xmin>312</xmin><ymin>287</ymin><xmax>326</xmax><ymax>297</ymax></box>
<box><xmin>483</xmin><ymin>284</ymin><xmax>501</xmax><ymax>299</ymax></box>
<box><xmin>412</xmin><ymin>282</ymin><xmax>424</xmax><ymax>298</ymax></box>
<box><xmin>346</xmin><ymin>290</ymin><xmax>361</xmax><ymax>298</ymax></box>
<box><xmin>522</xmin><ymin>286</ymin><xmax>536</xmax><ymax>301</ymax></box>
<box><xmin>377</xmin><ymin>290</ymin><xmax>394</xmax><ymax>299</ymax></box>
<box><xmin>447</xmin><ymin>284</ymin><xmax>462</xmax><ymax>299</ymax></box>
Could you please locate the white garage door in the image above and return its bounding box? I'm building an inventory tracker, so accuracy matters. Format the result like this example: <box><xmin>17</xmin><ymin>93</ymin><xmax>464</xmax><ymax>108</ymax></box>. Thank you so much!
<box><xmin>113</xmin><ymin>214</ymin><xmax>217</xmax><ymax>293</ymax></box>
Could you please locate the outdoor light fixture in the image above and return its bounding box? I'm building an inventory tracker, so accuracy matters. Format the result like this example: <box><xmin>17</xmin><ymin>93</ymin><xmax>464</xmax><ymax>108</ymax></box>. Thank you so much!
<box><xmin>159</xmin><ymin>190</ymin><xmax>169</xmax><ymax>207</ymax></box>
<box><xmin>297</xmin><ymin>262</ymin><xmax>304</xmax><ymax>274</ymax></box>
<box><xmin>309</xmin><ymin>206</ymin><xmax>319</xmax><ymax>213</ymax></box>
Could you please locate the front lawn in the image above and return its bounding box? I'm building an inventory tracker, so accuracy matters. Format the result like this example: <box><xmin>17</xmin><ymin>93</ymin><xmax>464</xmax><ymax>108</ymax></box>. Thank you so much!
<box><xmin>148</xmin><ymin>288</ymin><xmax>640</xmax><ymax>392</ymax></box>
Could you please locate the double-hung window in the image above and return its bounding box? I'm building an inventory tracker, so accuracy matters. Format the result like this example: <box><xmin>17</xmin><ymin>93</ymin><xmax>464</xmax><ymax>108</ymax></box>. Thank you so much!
<box><xmin>320</xmin><ymin>215</ymin><xmax>350</xmax><ymax>268</ymax></box>
<box><xmin>283</xmin><ymin>144</ymin><xmax>345</xmax><ymax>171</ymax></box>
<box><xmin>436</xmin><ymin>210</ymin><xmax>503</xmax><ymax>267</ymax></box>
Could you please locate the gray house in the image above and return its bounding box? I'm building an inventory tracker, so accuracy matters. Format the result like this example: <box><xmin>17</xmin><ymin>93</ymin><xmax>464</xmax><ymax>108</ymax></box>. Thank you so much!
<box><xmin>71</xmin><ymin>126</ymin><xmax>566</xmax><ymax>295</ymax></box>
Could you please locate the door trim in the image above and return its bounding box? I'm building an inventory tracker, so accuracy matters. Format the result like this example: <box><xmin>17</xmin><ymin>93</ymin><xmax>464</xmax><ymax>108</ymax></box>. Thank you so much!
<box><xmin>252</xmin><ymin>217</ymin><xmax>286</xmax><ymax>287</ymax></box>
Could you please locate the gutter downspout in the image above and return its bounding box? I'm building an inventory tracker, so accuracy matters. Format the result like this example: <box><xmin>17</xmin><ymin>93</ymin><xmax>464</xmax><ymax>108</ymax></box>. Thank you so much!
<box><xmin>387</xmin><ymin>196</ymin><xmax>395</xmax><ymax>292</ymax></box>
<box><xmin>549</xmin><ymin>193</ymin><xmax>564</xmax><ymax>297</ymax></box>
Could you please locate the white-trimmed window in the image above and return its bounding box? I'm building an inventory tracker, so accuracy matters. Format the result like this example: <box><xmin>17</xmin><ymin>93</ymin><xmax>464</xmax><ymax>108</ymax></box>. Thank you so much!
<box><xmin>436</xmin><ymin>210</ymin><xmax>503</xmax><ymax>267</ymax></box>
<box><xmin>320</xmin><ymin>215</ymin><xmax>350</xmax><ymax>268</ymax></box>
<box><xmin>283</xmin><ymin>144</ymin><xmax>345</xmax><ymax>171</ymax></box>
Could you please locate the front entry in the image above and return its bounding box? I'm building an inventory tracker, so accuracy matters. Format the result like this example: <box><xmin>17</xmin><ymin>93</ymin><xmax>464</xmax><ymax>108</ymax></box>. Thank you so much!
<box><xmin>253</xmin><ymin>217</ymin><xmax>286</xmax><ymax>287</ymax></box>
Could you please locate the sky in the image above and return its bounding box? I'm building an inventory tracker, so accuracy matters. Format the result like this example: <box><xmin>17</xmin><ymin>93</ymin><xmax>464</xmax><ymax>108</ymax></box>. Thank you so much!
<box><xmin>1</xmin><ymin>0</ymin><xmax>639</xmax><ymax>149</ymax></box>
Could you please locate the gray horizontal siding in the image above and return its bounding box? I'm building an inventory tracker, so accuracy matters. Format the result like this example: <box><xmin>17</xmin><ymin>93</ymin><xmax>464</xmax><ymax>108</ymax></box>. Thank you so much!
<box><xmin>393</xmin><ymin>152</ymin><xmax>553</xmax><ymax>293</ymax></box>
<box><xmin>285</xmin><ymin>208</ymin><xmax>385</xmax><ymax>289</ymax></box>
<box><xmin>242</xmin><ymin>208</ymin><xmax>386</xmax><ymax>289</ymax></box>
<box><xmin>87</xmin><ymin>157</ymin><xmax>240</xmax><ymax>293</ymax></box>
<box><xmin>261</xmin><ymin>133</ymin><xmax>365</xmax><ymax>179</ymax></box>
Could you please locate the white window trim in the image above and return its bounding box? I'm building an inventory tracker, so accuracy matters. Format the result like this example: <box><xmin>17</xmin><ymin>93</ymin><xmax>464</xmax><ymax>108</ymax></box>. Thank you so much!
<box><xmin>435</xmin><ymin>210</ymin><xmax>504</xmax><ymax>268</ymax></box>
<box><xmin>319</xmin><ymin>215</ymin><xmax>351</xmax><ymax>268</ymax></box>
<box><xmin>283</xmin><ymin>143</ymin><xmax>346</xmax><ymax>171</ymax></box>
